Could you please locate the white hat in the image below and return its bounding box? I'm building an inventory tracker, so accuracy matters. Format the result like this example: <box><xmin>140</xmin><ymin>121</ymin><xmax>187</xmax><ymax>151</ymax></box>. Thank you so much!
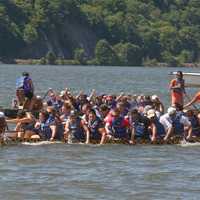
<box><xmin>60</xmin><ymin>90</ymin><xmax>66</xmax><ymax>96</ymax></box>
<box><xmin>143</xmin><ymin>105</ymin><xmax>152</xmax><ymax>114</ymax></box>
<box><xmin>167</xmin><ymin>107</ymin><xmax>176</xmax><ymax>115</ymax></box>
<box><xmin>151</xmin><ymin>95</ymin><xmax>158</xmax><ymax>101</ymax></box>
<box><xmin>147</xmin><ymin>109</ymin><xmax>156</xmax><ymax>118</ymax></box>
<box><xmin>0</xmin><ymin>112</ymin><xmax>5</xmax><ymax>118</ymax></box>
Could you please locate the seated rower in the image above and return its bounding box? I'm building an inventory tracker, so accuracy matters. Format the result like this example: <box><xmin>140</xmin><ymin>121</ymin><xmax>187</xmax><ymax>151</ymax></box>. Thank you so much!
<box><xmin>87</xmin><ymin>109</ymin><xmax>106</xmax><ymax>144</ymax></box>
<box><xmin>160</xmin><ymin>107</ymin><xmax>192</xmax><ymax>141</ymax></box>
<box><xmin>185</xmin><ymin>110</ymin><xmax>200</xmax><ymax>140</ymax></box>
<box><xmin>32</xmin><ymin>108</ymin><xmax>63</xmax><ymax>141</ymax></box>
<box><xmin>6</xmin><ymin>110</ymin><xmax>36</xmax><ymax>140</ymax></box>
<box><xmin>60</xmin><ymin>101</ymin><xmax>73</xmax><ymax>123</ymax></box>
<box><xmin>146</xmin><ymin>109</ymin><xmax>166</xmax><ymax>142</ymax></box>
<box><xmin>0</xmin><ymin>112</ymin><xmax>7</xmax><ymax>142</ymax></box>
<box><xmin>105</xmin><ymin>108</ymin><xmax>129</xmax><ymax>141</ymax></box>
<box><xmin>129</xmin><ymin>109</ymin><xmax>151</xmax><ymax>143</ymax></box>
<box><xmin>184</xmin><ymin>91</ymin><xmax>200</xmax><ymax>108</ymax></box>
<box><xmin>64</xmin><ymin>111</ymin><xmax>90</xmax><ymax>144</ymax></box>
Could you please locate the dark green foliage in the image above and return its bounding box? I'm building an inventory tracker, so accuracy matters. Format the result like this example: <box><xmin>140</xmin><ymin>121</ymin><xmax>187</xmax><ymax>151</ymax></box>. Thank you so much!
<box><xmin>74</xmin><ymin>48</ymin><xmax>87</xmax><ymax>65</ymax></box>
<box><xmin>0</xmin><ymin>0</ymin><xmax>200</xmax><ymax>66</ymax></box>
<box><xmin>95</xmin><ymin>39</ymin><xmax>119</xmax><ymax>66</ymax></box>
<box><xmin>45</xmin><ymin>51</ymin><xmax>56</xmax><ymax>64</ymax></box>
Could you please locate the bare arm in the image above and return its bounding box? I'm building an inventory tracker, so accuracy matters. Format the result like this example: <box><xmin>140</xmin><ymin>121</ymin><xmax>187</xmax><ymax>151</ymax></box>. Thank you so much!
<box><xmin>81</xmin><ymin>121</ymin><xmax>90</xmax><ymax>144</ymax></box>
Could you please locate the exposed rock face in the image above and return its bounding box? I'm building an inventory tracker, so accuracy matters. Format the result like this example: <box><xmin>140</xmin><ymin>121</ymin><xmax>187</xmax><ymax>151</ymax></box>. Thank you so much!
<box><xmin>18</xmin><ymin>19</ymin><xmax>98</xmax><ymax>59</ymax></box>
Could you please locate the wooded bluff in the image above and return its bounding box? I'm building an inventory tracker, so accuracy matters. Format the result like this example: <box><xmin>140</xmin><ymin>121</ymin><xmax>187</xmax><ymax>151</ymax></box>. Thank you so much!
<box><xmin>0</xmin><ymin>0</ymin><xmax>200</xmax><ymax>66</ymax></box>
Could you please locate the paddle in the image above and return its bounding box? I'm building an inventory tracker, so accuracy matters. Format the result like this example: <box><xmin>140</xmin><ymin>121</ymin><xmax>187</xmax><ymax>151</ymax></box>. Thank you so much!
<box><xmin>185</xmin><ymin>92</ymin><xmax>199</xmax><ymax>111</ymax></box>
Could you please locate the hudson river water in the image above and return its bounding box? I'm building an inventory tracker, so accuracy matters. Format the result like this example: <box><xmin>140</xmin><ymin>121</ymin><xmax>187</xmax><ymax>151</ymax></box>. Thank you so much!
<box><xmin>0</xmin><ymin>64</ymin><xmax>200</xmax><ymax>200</ymax></box>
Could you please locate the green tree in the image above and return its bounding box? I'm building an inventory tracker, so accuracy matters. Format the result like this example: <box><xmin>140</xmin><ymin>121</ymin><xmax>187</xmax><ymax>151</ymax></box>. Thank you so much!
<box><xmin>95</xmin><ymin>39</ymin><xmax>118</xmax><ymax>66</ymax></box>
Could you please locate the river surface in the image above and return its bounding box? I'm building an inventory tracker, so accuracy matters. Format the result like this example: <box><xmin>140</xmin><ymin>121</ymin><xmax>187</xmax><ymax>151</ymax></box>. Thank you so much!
<box><xmin>0</xmin><ymin>64</ymin><xmax>200</xmax><ymax>200</ymax></box>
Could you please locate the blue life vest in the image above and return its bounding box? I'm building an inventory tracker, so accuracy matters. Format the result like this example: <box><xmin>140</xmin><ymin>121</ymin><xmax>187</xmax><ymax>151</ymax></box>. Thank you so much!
<box><xmin>132</xmin><ymin>121</ymin><xmax>146</xmax><ymax>137</ymax></box>
<box><xmin>16</xmin><ymin>77</ymin><xmax>24</xmax><ymax>89</ymax></box>
<box><xmin>171</xmin><ymin>115</ymin><xmax>184</xmax><ymax>135</ymax></box>
<box><xmin>189</xmin><ymin>116</ymin><xmax>200</xmax><ymax>136</ymax></box>
<box><xmin>111</xmin><ymin>117</ymin><xmax>127</xmax><ymax>139</ymax></box>
<box><xmin>88</xmin><ymin>118</ymin><xmax>102</xmax><ymax>140</ymax></box>
<box><xmin>69</xmin><ymin>118</ymin><xmax>85</xmax><ymax>141</ymax></box>
<box><xmin>154</xmin><ymin>117</ymin><xmax>165</xmax><ymax>137</ymax></box>
<box><xmin>40</xmin><ymin>121</ymin><xmax>52</xmax><ymax>140</ymax></box>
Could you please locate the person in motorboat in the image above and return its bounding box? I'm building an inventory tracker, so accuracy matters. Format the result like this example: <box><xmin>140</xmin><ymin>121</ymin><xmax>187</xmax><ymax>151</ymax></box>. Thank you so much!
<box><xmin>169</xmin><ymin>71</ymin><xmax>185</xmax><ymax>107</ymax></box>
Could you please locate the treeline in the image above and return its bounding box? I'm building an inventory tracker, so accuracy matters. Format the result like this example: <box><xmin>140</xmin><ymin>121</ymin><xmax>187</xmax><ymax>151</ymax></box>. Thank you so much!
<box><xmin>0</xmin><ymin>0</ymin><xmax>200</xmax><ymax>66</ymax></box>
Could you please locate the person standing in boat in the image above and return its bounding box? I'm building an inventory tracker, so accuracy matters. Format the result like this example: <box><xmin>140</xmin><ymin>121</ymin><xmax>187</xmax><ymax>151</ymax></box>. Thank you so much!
<box><xmin>169</xmin><ymin>71</ymin><xmax>185</xmax><ymax>107</ymax></box>
<box><xmin>16</xmin><ymin>72</ymin><xmax>35</xmax><ymax>110</ymax></box>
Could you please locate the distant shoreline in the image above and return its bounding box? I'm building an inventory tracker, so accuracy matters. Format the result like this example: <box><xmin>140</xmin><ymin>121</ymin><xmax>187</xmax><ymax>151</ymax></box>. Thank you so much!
<box><xmin>1</xmin><ymin>59</ymin><xmax>200</xmax><ymax>68</ymax></box>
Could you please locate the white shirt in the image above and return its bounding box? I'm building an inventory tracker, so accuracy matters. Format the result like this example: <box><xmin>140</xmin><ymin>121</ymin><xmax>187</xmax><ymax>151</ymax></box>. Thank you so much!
<box><xmin>160</xmin><ymin>113</ymin><xmax>191</xmax><ymax>131</ymax></box>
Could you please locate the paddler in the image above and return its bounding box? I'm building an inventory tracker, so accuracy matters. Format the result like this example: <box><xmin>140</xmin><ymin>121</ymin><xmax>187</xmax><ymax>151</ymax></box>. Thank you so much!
<box><xmin>0</xmin><ymin>112</ymin><xmax>7</xmax><ymax>142</ymax></box>
<box><xmin>183</xmin><ymin>91</ymin><xmax>200</xmax><ymax>109</ymax></box>
<box><xmin>169</xmin><ymin>71</ymin><xmax>185</xmax><ymax>107</ymax></box>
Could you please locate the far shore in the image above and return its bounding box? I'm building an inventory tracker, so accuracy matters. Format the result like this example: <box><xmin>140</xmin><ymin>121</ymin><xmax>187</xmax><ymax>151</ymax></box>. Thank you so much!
<box><xmin>1</xmin><ymin>59</ymin><xmax>200</xmax><ymax>68</ymax></box>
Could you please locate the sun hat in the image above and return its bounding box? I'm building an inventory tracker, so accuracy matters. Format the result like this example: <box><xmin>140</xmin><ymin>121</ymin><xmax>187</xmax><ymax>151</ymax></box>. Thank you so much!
<box><xmin>0</xmin><ymin>112</ymin><xmax>5</xmax><ymax>118</ymax></box>
<box><xmin>147</xmin><ymin>109</ymin><xmax>156</xmax><ymax>118</ymax></box>
<box><xmin>167</xmin><ymin>107</ymin><xmax>176</xmax><ymax>115</ymax></box>
<box><xmin>151</xmin><ymin>95</ymin><xmax>158</xmax><ymax>101</ymax></box>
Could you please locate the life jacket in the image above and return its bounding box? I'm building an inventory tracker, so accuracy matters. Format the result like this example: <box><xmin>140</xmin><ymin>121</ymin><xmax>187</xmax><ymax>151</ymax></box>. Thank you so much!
<box><xmin>130</xmin><ymin>116</ymin><xmax>149</xmax><ymax>138</ymax></box>
<box><xmin>16</xmin><ymin>76</ymin><xmax>24</xmax><ymax>89</ymax></box>
<box><xmin>40</xmin><ymin>121</ymin><xmax>52</xmax><ymax>140</ymax></box>
<box><xmin>88</xmin><ymin>117</ymin><xmax>102</xmax><ymax>140</ymax></box>
<box><xmin>68</xmin><ymin>118</ymin><xmax>85</xmax><ymax>141</ymax></box>
<box><xmin>39</xmin><ymin>115</ymin><xmax>57</xmax><ymax>140</ymax></box>
<box><xmin>171</xmin><ymin>115</ymin><xmax>184</xmax><ymax>135</ymax></box>
<box><xmin>153</xmin><ymin>117</ymin><xmax>165</xmax><ymax>137</ymax></box>
<box><xmin>111</xmin><ymin>117</ymin><xmax>127</xmax><ymax>139</ymax></box>
<box><xmin>172</xmin><ymin>79</ymin><xmax>185</xmax><ymax>94</ymax></box>
<box><xmin>189</xmin><ymin>116</ymin><xmax>200</xmax><ymax>136</ymax></box>
<box><xmin>23</xmin><ymin>76</ymin><xmax>33</xmax><ymax>94</ymax></box>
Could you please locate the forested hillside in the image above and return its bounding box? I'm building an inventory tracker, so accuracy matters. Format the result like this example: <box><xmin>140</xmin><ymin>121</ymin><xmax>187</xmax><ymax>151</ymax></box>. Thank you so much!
<box><xmin>0</xmin><ymin>0</ymin><xmax>200</xmax><ymax>66</ymax></box>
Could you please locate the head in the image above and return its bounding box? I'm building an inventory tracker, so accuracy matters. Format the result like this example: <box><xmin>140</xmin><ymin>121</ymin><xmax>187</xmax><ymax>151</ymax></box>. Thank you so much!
<box><xmin>62</xmin><ymin>101</ymin><xmax>72</xmax><ymax>113</ymax></box>
<box><xmin>46</xmin><ymin>106</ymin><xmax>56</xmax><ymax>116</ymax></box>
<box><xmin>167</xmin><ymin>107</ymin><xmax>176</xmax><ymax>117</ymax></box>
<box><xmin>99</xmin><ymin>104</ymin><xmax>110</xmax><ymax>118</ymax></box>
<box><xmin>116</xmin><ymin>102</ymin><xmax>125</xmax><ymax>113</ymax></box>
<box><xmin>17</xmin><ymin>110</ymin><xmax>26</xmax><ymax>119</ymax></box>
<box><xmin>49</xmin><ymin>92</ymin><xmax>57</xmax><ymax>101</ymax></box>
<box><xmin>151</xmin><ymin>95</ymin><xmax>159</xmax><ymax>102</ymax></box>
<box><xmin>111</xmin><ymin>108</ymin><xmax>120</xmax><ymax>118</ymax></box>
<box><xmin>147</xmin><ymin>109</ymin><xmax>156</xmax><ymax>120</ymax></box>
<box><xmin>176</xmin><ymin>71</ymin><xmax>183</xmax><ymax>80</ymax></box>
<box><xmin>88</xmin><ymin>109</ymin><xmax>97</xmax><ymax>122</ymax></box>
<box><xmin>69</xmin><ymin>110</ymin><xmax>78</xmax><ymax>122</ymax></box>
<box><xmin>0</xmin><ymin>112</ymin><xmax>6</xmax><ymax>134</ymax></box>
<box><xmin>129</xmin><ymin>109</ymin><xmax>140</xmax><ymax>120</ymax></box>
<box><xmin>39</xmin><ymin>110</ymin><xmax>49</xmax><ymax>122</ymax></box>
<box><xmin>81</xmin><ymin>103</ymin><xmax>91</xmax><ymax>115</ymax></box>
<box><xmin>22</xmin><ymin>72</ymin><xmax>29</xmax><ymax>77</ymax></box>
<box><xmin>185</xmin><ymin>109</ymin><xmax>194</xmax><ymax>118</ymax></box>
